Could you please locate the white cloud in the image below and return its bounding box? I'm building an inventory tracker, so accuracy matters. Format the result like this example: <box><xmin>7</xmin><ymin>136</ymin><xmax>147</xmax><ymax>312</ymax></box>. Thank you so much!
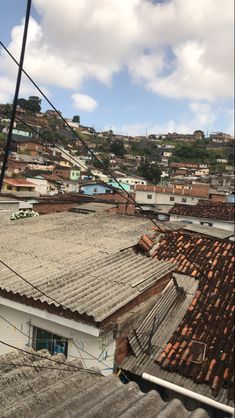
<box><xmin>109</xmin><ymin>101</ymin><xmax>217</xmax><ymax>135</ymax></box>
<box><xmin>71</xmin><ymin>93</ymin><xmax>98</xmax><ymax>112</ymax></box>
<box><xmin>0</xmin><ymin>0</ymin><xmax>233</xmax><ymax>105</ymax></box>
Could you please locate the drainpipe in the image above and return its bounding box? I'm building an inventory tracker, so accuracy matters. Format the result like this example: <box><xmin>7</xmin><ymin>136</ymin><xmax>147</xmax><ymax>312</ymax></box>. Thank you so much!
<box><xmin>142</xmin><ymin>372</ymin><xmax>234</xmax><ymax>417</ymax></box>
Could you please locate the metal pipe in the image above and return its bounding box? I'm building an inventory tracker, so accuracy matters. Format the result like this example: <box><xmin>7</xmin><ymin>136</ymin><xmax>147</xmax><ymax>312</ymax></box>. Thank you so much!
<box><xmin>142</xmin><ymin>372</ymin><xmax>234</xmax><ymax>416</ymax></box>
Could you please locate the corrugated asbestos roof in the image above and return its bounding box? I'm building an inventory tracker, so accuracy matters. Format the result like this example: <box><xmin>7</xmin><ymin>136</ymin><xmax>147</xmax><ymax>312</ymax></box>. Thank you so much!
<box><xmin>0</xmin><ymin>349</ymin><xmax>210</xmax><ymax>418</ymax></box>
<box><xmin>0</xmin><ymin>212</ymin><xmax>175</xmax><ymax>322</ymax></box>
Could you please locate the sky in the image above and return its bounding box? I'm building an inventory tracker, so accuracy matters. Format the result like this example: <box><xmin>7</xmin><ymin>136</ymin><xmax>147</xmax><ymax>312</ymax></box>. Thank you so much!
<box><xmin>0</xmin><ymin>0</ymin><xmax>234</xmax><ymax>136</ymax></box>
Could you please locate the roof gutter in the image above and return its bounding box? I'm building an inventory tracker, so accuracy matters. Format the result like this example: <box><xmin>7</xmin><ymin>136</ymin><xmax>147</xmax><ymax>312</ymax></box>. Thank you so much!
<box><xmin>142</xmin><ymin>372</ymin><xmax>234</xmax><ymax>417</ymax></box>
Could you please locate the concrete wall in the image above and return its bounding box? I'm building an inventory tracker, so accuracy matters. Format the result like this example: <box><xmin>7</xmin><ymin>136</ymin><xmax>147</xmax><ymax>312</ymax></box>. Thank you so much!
<box><xmin>0</xmin><ymin>298</ymin><xmax>115</xmax><ymax>376</ymax></box>
<box><xmin>81</xmin><ymin>184</ymin><xmax>113</xmax><ymax>195</ymax></box>
<box><xmin>26</xmin><ymin>178</ymin><xmax>48</xmax><ymax>195</ymax></box>
<box><xmin>135</xmin><ymin>190</ymin><xmax>199</xmax><ymax>206</ymax></box>
<box><xmin>170</xmin><ymin>214</ymin><xmax>234</xmax><ymax>231</ymax></box>
<box><xmin>0</xmin><ymin>201</ymin><xmax>19</xmax><ymax>224</ymax></box>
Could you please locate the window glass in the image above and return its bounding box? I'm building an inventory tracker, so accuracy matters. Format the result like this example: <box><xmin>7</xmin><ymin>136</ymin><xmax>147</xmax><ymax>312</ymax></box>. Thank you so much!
<box><xmin>170</xmin><ymin>196</ymin><xmax>175</xmax><ymax>201</ymax></box>
<box><xmin>147</xmin><ymin>194</ymin><xmax>152</xmax><ymax>199</ymax></box>
<box><xmin>33</xmin><ymin>327</ymin><xmax>68</xmax><ymax>357</ymax></box>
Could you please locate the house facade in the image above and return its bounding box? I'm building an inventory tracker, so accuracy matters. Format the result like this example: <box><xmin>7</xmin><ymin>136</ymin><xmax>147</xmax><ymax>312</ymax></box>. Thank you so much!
<box><xmin>169</xmin><ymin>200</ymin><xmax>234</xmax><ymax>231</ymax></box>
<box><xmin>2</xmin><ymin>178</ymin><xmax>39</xmax><ymax>198</ymax></box>
<box><xmin>135</xmin><ymin>184</ymin><xmax>210</xmax><ymax>206</ymax></box>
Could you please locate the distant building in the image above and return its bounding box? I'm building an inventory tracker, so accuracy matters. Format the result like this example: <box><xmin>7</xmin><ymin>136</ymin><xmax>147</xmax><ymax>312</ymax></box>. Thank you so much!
<box><xmin>135</xmin><ymin>184</ymin><xmax>210</xmax><ymax>206</ymax></box>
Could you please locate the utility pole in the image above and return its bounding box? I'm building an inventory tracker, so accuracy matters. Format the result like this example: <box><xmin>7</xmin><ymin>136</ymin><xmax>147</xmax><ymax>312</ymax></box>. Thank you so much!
<box><xmin>0</xmin><ymin>0</ymin><xmax>32</xmax><ymax>192</ymax></box>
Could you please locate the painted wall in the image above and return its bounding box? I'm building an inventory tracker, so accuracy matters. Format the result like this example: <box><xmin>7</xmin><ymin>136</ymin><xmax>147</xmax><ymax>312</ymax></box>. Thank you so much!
<box><xmin>80</xmin><ymin>184</ymin><xmax>113</xmax><ymax>195</ymax></box>
<box><xmin>0</xmin><ymin>299</ymin><xmax>115</xmax><ymax>376</ymax></box>
<box><xmin>170</xmin><ymin>214</ymin><xmax>234</xmax><ymax>231</ymax></box>
<box><xmin>135</xmin><ymin>190</ymin><xmax>199</xmax><ymax>206</ymax></box>
<box><xmin>70</xmin><ymin>170</ymin><xmax>80</xmax><ymax>181</ymax></box>
<box><xmin>116</xmin><ymin>176</ymin><xmax>147</xmax><ymax>186</ymax></box>
<box><xmin>26</xmin><ymin>177</ymin><xmax>48</xmax><ymax>195</ymax></box>
<box><xmin>108</xmin><ymin>182</ymin><xmax>131</xmax><ymax>192</ymax></box>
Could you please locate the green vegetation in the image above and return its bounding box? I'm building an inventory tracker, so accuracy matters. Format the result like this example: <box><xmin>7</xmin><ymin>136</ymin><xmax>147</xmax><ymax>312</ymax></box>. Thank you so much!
<box><xmin>17</xmin><ymin>96</ymin><xmax>42</xmax><ymax>113</ymax></box>
<box><xmin>72</xmin><ymin>115</ymin><xmax>80</xmax><ymax>123</ymax></box>
<box><xmin>109</xmin><ymin>140</ymin><xmax>125</xmax><ymax>156</ymax></box>
<box><xmin>137</xmin><ymin>160</ymin><xmax>161</xmax><ymax>184</ymax></box>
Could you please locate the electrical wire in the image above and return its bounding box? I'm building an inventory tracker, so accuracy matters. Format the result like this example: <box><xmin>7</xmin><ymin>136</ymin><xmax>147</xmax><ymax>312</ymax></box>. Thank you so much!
<box><xmin>0</xmin><ymin>40</ymin><xmax>164</xmax><ymax>232</ymax></box>
<box><xmin>0</xmin><ymin>361</ymin><xmax>81</xmax><ymax>372</ymax></box>
<box><xmin>0</xmin><ymin>259</ymin><xmax>84</xmax><ymax>321</ymax></box>
<box><xmin>0</xmin><ymin>40</ymin><xmax>233</xmax><ymax>369</ymax></box>
<box><xmin>0</xmin><ymin>339</ymin><xmax>103</xmax><ymax>376</ymax></box>
<box><xmin>0</xmin><ymin>0</ymin><xmax>32</xmax><ymax>192</ymax></box>
<box><xmin>4</xmin><ymin>111</ymin><xmax>134</xmax><ymax>205</ymax></box>
<box><xmin>0</xmin><ymin>310</ymin><xmax>129</xmax><ymax>381</ymax></box>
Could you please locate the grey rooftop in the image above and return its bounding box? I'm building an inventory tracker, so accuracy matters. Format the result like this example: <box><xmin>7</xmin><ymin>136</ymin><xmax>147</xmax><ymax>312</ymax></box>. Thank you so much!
<box><xmin>0</xmin><ymin>349</ymin><xmax>210</xmax><ymax>418</ymax></box>
<box><xmin>0</xmin><ymin>212</ymin><xmax>175</xmax><ymax>322</ymax></box>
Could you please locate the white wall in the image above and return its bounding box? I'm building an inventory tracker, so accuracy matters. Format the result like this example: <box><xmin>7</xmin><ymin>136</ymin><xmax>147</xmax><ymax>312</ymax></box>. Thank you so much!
<box><xmin>135</xmin><ymin>190</ymin><xmax>199</xmax><ymax>206</ymax></box>
<box><xmin>26</xmin><ymin>178</ymin><xmax>48</xmax><ymax>196</ymax></box>
<box><xmin>116</xmin><ymin>176</ymin><xmax>147</xmax><ymax>186</ymax></box>
<box><xmin>0</xmin><ymin>299</ymin><xmax>115</xmax><ymax>376</ymax></box>
<box><xmin>170</xmin><ymin>214</ymin><xmax>234</xmax><ymax>231</ymax></box>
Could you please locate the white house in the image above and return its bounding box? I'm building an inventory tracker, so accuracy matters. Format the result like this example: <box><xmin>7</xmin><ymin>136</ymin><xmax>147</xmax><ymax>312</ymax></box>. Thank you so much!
<box><xmin>116</xmin><ymin>175</ymin><xmax>148</xmax><ymax>190</ymax></box>
<box><xmin>0</xmin><ymin>212</ymin><xmax>175</xmax><ymax>375</ymax></box>
<box><xmin>26</xmin><ymin>176</ymin><xmax>49</xmax><ymax>195</ymax></box>
<box><xmin>169</xmin><ymin>200</ymin><xmax>234</xmax><ymax>232</ymax></box>
<box><xmin>135</xmin><ymin>184</ymin><xmax>210</xmax><ymax>206</ymax></box>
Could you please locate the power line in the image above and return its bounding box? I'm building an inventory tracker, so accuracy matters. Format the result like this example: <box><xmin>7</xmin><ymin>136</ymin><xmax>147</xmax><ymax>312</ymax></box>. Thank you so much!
<box><xmin>0</xmin><ymin>40</ymin><xmax>164</xmax><ymax>232</ymax></box>
<box><xmin>0</xmin><ymin>361</ymin><xmax>81</xmax><ymax>372</ymax></box>
<box><xmin>0</xmin><ymin>259</ymin><xmax>85</xmax><ymax>323</ymax></box>
<box><xmin>4</xmin><ymin>111</ymin><xmax>134</xmax><ymax>205</ymax></box>
<box><xmin>0</xmin><ymin>0</ymin><xmax>32</xmax><ymax>192</ymax></box>
<box><xmin>0</xmin><ymin>309</ymin><xmax>129</xmax><ymax>381</ymax></box>
<box><xmin>0</xmin><ymin>339</ymin><xmax>102</xmax><ymax>376</ymax></box>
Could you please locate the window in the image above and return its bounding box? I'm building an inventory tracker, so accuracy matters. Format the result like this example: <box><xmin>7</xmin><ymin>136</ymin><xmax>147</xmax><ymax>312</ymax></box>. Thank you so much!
<box><xmin>181</xmin><ymin>197</ymin><xmax>187</xmax><ymax>203</ymax></box>
<box><xmin>7</xmin><ymin>185</ymin><xmax>12</xmax><ymax>190</ymax></box>
<box><xmin>200</xmin><ymin>221</ymin><xmax>213</xmax><ymax>227</ymax></box>
<box><xmin>147</xmin><ymin>194</ymin><xmax>152</xmax><ymax>200</ymax></box>
<box><xmin>170</xmin><ymin>196</ymin><xmax>175</xmax><ymax>202</ymax></box>
<box><xmin>33</xmin><ymin>326</ymin><xmax>68</xmax><ymax>357</ymax></box>
<box><xmin>93</xmin><ymin>188</ymin><xmax>97</xmax><ymax>193</ymax></box>
<box><xmin>105</xmin><ymin>189</ymin><xmax>111</xmax><ymax>194</ymax></box>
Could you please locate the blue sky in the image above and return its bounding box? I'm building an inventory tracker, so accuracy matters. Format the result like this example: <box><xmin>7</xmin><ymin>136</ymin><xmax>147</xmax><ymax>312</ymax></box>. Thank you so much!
<box><xmin>0</xmin><ymin>0</ymin><xmax>234</xmax><ymax>135</ymax></box>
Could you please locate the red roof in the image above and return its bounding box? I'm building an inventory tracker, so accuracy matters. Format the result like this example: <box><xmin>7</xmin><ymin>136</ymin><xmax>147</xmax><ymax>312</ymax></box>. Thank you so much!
<box><xmin>4</xmin><ymin>178</ymin><xmax>36</xmax><ymax>187</ymax></box>
<box><xmin>137</xmin><ymin>231</ymin><xmax>235</xmax><ymax>398</ymax></box>
<box><xmin>169</xmin><ymin>200</ymin><xmax>235</xmax><ymax>222</ymax></box>
<box><xmin>135</xmin><ymin>184</ymin><xmax>209</xmax><ymax>198</ymax></box>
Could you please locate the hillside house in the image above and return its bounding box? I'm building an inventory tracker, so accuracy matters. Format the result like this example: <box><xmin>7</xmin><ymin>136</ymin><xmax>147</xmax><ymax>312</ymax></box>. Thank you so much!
<box><xmin>2</xmin><ymin>178</ymin><xmax>39</xmax><ymax>198</ymax></box>
<box><xmin>135</xmin><ymin>184</ymin><xmax>210</xmax><ymax>206</ymax></box>
<box><xmin>169</xmin><ymin>200</ymin><xmax>234</xmax><ymax>231</ymax></box>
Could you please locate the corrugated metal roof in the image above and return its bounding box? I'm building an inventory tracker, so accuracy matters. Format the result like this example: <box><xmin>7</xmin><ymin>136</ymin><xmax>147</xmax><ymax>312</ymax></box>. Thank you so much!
<box><xmin>0</xmin><ymin>212</ymin><xmax>175</xmax><ymax>322</ymax></box>
<box><xmin>0</xmin><ymin>349</ymin><xmax>210</xmax><ymax>418</ymax></box>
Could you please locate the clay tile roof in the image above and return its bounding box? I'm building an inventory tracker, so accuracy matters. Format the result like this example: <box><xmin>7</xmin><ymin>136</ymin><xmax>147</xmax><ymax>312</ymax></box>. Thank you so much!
<box><xmin>169</xmin><ymin>200</ymin><xmax>235</xmax><ymax>222</ymax></box>
<box><xmin>3</xmin><ymin>178</ymin><xmax>36</xmax><ymax>187</ymax></box>
<box><xmin>151</xmin><ymin>231</ymin><xmax>235</xmax><ymax>399</ymax></box>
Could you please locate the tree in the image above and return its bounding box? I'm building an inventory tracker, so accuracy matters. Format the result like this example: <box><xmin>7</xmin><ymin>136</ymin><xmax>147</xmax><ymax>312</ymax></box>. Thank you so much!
<box><xmin>137</xmin><ymin>160</ymin><xmax>161</xmax><ymax>184</ymax></box>
<box><xmin>109</xmin><ymin>140</ymin><xmax>125</xmax><ymax>156</ymax></box>
<box><xmin>17</xmin><ymin>96</ymin><xmax>41</xmax><ymax>113</ymax></box>
<box><xmin>72</xmin><ymin>115</ymin><xmax>80</xmax><ymax>124</ymax></box>
<box><xmin>27</xmin><ymin>96</ymin><xmax>41</xmax><ymax>113</ymax></box>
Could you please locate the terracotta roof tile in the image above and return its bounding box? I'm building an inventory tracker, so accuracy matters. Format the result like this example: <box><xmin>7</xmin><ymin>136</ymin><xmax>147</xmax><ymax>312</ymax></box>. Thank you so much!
<box><xmin>169</xmin><ymin>200</ymin><xmax>235</xmax><ymax>222</ymax></box>
<box><xmin>149</xmin><ymin>231</ymin><xmax>235</xmax><ymax>398</ymax></box>
<box><xmin>3</xmin><ymin>178</ymin><xmax>36</xmax><ymax>187</ymax></box>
